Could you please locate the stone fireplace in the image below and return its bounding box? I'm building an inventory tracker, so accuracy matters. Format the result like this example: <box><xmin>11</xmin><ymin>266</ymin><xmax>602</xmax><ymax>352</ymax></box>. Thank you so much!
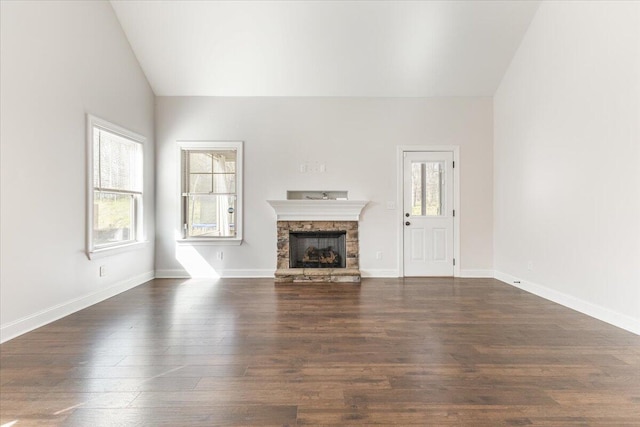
<box><xmin>289</xmin><ymin>231</ymin><xmax>346</xmax><ymax>269</ymax></box>
<box><xmin>276</xmin><ymin>221</ymin><xmax>359</xmax><ymax>282</ymax></box>
<box><xmin>267</xmin><ymin>197</ymin><xmax>367</xmax><ymax>283</ymax></box>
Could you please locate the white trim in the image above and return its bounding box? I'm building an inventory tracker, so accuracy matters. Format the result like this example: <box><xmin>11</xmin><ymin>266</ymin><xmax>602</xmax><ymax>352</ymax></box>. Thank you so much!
<box><xmin>266</xmin><ymin>200</ymin><xmax>369</xmax><ymax>221</ymax></box>
<box><xmin>86</xmin><ymin>114</ymin><xmax>146</xmax><ymax>259</ymax></box>
<box><xmin>459</xmin><ymin>269</ymin><xmax>495</xmax><ymax>278</ymax></box>
<box><xmin>154</xmin><ymin>269</ymin><xmax>191</xmax><ymax>279</ymax></box>
<box><xmin>157</xmin><ymin>268</ymin><xmax>402</xmax><ymax>279</ymax></box>
<box><xmin>396</xmin><ymin>145</ymin><xmax>461</xmax><ymax>278</ymax></box>
<box><xmin>88</xmin><ymin>114</ymin><xmax>147</xmax><ymax>143</ymax></box>
<box><xmin>176</xmin><ymin>141</ymin><xmax>244</xmax><ymax>244</ymax></box>
<box><xmin>176</xmin><ymin>239</ymin><xmax>242</xmax><ymax>246</ymax></box>
<box><xmin>222</xmin><ymin>269</ymin><xmax>274</xmax><ymax>278</ymax></box>
<box><xmin>360</xmin><ymin>269</ymin><xmax>399</xmax><ymax>278</ymax></box>
<box><xmin>494</xmin><ymin>271</ymin><xmax>640</xmax><ymax>336</ymax></box>
<box><xmin>155</xmin><ymin>269</ymin><xmax>274</xmax><ymax>279</ymax></box>
<box><xmin>88</xmin><ymin>240</ymin><xmax>150</xmax><ymax>259</ymax></box>
<box><xmin>0</xmin><ymin>271</ymin><xmax>154</xmax><ymax>343</ymax></box>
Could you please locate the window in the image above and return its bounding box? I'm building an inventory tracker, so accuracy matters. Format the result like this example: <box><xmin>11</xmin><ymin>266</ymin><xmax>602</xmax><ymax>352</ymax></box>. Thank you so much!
<box><xmin>411</xmin><ymin>161</ymin><xmax>444</xmax><ymax>216</ymax></box>
<box><xmin>179</xmin><ymin>141</ymin><xmax>243</xmax><ymax>244</ymax></box>
<box><xmin>87</xmin><ymin>115</ymin><xmax>145</xmax><ymax>257</ymax></box>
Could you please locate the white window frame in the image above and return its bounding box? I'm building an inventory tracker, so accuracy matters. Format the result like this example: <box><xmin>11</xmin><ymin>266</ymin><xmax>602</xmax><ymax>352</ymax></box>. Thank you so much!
<box><xmin>86</xmin><ymin>114</ymin><xmax>146</xmax><ymax>259</ymax></box>
<box><xmin>177</xmin><ymin>141</ymin><xmax>243</xmax><ymax>246</ymax></box>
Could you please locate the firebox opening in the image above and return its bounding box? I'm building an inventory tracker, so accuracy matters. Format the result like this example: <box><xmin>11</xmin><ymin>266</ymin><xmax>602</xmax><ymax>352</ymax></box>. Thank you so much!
<box><xmin>289</xmin><ymin>231</ymin><xmax>346</xmax><ymax>268</ymax></box>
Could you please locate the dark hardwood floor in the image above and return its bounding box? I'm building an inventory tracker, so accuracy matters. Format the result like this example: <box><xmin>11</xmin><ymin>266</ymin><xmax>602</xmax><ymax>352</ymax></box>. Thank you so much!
<box><xmin>1</xmin><ymin>278</ymin><xmax>639</xmax><ymax>426</ymax></box>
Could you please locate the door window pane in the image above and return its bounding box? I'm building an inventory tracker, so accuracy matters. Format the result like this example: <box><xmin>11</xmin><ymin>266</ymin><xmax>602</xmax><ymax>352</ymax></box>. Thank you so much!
<box><xmin>411</xmin><ymin>161</ymin><xmax>444</xmax><ymax>216</ymax></box>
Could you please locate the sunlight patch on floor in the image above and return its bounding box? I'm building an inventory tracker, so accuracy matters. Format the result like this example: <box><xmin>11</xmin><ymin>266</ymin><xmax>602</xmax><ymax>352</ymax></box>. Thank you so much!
<box><xmin>176</xmin><ymin>245</ymin><xmax>220</xmax><ymax>278</ymax></box>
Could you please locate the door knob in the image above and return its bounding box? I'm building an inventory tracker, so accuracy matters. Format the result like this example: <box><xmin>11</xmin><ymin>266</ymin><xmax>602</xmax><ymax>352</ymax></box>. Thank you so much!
<box><xmin>405</xmin><ymin>221</ymin><xmax>411</xmax><ymax>226</ymax></box>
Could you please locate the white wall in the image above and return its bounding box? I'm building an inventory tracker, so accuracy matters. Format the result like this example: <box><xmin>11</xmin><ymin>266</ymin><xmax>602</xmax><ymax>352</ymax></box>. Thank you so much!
<box><xmin>494</xmin><ymin>1</ymin><xmax>640</xmax><ymax>333</ymax></box>
<box><xmin>0</xmin><ymin>1</ymin><xmax>156</xmax><ymax>342</ymax></box>
<box><xmin>155</xmin><ymin>97</ymin><xmax>493</xmax><ymax>278</ymax></box>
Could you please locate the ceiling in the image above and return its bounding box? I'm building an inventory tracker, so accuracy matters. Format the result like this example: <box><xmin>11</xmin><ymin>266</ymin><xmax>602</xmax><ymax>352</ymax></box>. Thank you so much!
<box><xmin>110</xmin><ymin>0</ymin><xmax>540</xmax><ymax>97</ymax></box>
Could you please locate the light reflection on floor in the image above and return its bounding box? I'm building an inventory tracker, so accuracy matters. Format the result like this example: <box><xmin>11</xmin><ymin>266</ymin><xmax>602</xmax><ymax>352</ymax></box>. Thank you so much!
<box><xmin>175</xmin><ymin>245</ymin><xmax>220</xmax><ymax>279</ymax></box>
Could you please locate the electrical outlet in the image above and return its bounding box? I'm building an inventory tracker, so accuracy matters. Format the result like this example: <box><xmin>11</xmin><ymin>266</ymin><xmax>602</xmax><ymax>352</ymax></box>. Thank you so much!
<box><xmin>386</xmin><ymin>201</ymin><xmax>396</xmax><ymax>210</ymax></box>
<box><xmin>216</xmin><ymin>251</ymin><xmax>223</xmax><ymax>261</ymax></box>
<box><xmin>376</xmin><ymin>251</ymin><xmax>382</xmax><ymax>260</ymax></box>
<box><xmin>527</xmin><ymin>261</ymin><xmax>533</xmax><ymax>271</ymax></box>
<box><xmin>99</xmin><ymin>265</ymin><xmax>106</xmax><ymax>277</ymax></box>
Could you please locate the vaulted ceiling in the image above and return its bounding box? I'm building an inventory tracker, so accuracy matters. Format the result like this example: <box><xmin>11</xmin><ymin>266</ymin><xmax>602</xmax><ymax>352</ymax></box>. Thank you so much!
<box><xmin>111</xmin><ymin>0</ymin><xmax>540</xmax><ymax>97</ymax></box>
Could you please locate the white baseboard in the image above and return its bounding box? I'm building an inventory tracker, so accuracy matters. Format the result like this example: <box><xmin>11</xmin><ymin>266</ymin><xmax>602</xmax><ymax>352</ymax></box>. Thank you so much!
<box><xmin>0</xmin><ymin>271</ymin><xmax>155</xmax><ymax>343</ymax></box>
<box><xmin>458</xmin><ymin>269</ymin><xmax>494</xmax><ymax>278</ymax></box>
<box><xmin>157</xmin><ymin>268</ymin><xmax>490</xmax><ymax>279</ymax></box>
<box><xmin>154</xmin><ymin>269</ymin><xmax>274</xmax><ymax>279</ymax></box>
<box><xmin>360</xmin><ymin>269</ymin><xmax>399</xmax><ymax>278</ymax></box>
<box><xmin>154</xmin><ymin>269</ymin><xmax>190</xmax><ymax>278</ymax></box>
<box><xmin>156</xmin><ymin>268</ymin><xmax>401</xmax><ymax>279</ymax></box>
<box><xmin>494</xmin><ymin>271</ymin><xmax>640</xmax><ymax>336</ymax></box>
<box><xmin>359</xmin><ymin>269</ymin><xmax>494</xmax><ymax>278</ymax></box>
<box><xmin>222</xmin><ymin>269</ymin><xmax>274</xmax><ymax>278</ymax></box>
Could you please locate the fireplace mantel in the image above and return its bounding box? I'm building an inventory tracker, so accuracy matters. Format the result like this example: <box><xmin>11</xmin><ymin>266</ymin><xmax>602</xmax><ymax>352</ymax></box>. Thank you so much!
<box><xmin>267</xmin><ymin>200</ymin><xmax>368</xmax><ymax>221</ymax></box>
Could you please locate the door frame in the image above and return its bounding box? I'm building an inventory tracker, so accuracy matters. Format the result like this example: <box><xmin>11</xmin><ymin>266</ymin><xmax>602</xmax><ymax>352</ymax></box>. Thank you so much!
<box><xmin>397</xmin><ymin>146</ymin><xmax>460</xmax><ymax>277</ymax></box>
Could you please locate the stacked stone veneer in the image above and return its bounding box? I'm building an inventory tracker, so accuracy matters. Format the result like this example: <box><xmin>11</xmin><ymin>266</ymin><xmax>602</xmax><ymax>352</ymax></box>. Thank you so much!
<box><xmin>275</xmin><ymin>221</ymin><xmax>360</xmax><ymax>283</ymax></box>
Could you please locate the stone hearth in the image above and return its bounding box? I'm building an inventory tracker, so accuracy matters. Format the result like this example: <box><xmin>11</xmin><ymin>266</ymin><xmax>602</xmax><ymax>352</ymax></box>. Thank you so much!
<box><xmin>275</xmin><ymin>221</ymin><xmax>360</xmax><ymax>283</ymax></box>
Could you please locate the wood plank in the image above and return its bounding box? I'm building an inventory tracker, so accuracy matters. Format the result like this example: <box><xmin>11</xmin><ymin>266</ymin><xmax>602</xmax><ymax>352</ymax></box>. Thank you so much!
<box><xmin>1</xmin><ymin>277</ymin><xmax>639</xmax><ymax>425</ymax></box>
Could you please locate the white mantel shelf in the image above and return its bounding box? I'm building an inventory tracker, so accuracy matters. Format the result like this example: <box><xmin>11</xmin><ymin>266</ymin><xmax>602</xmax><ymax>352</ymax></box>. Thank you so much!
<box><xmin>267</xmin><ymin>200</ymin><xmax>368</xmax><ymax>221</ymax></box>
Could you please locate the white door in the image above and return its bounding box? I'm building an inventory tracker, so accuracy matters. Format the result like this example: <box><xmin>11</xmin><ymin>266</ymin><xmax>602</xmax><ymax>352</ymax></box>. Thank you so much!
<box><xmin>403</xmin><ymin>151</ymin><xmax>454</xmax><ymax>276</ymax></box>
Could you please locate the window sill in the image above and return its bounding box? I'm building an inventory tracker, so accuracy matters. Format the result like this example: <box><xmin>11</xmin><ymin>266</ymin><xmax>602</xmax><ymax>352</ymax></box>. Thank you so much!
<box><xmin>87</xmin><ymin>241</ymin><xmax>149</xmax><ymax>260</ymax></box>
<box><xmin>176</xmin><ymin>238</ymin><xmax>243</xmax><ymax>246</ymax></box>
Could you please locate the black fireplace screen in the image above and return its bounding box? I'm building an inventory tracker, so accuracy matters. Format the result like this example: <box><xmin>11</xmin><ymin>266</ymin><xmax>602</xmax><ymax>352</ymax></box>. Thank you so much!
<box><xmin>289</xmin><ymin>231</ymin><xmax>346</xmax><ymax>268</ymax></box>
